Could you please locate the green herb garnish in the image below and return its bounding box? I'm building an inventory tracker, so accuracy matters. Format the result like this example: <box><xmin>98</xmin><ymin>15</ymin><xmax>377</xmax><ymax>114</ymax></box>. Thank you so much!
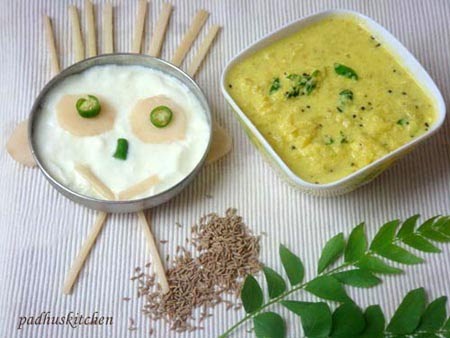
<box><xmin>269</xmin><ymin>77</ymin><xmax>281</xmax><ymax>94</ymax></box>
<box><xmin>340</xmin><ymin>131</ymin><xmax>348</xmax><ymax>144</ymax></box>
<box><xmin>324</xmin><ymin>136</ymin><xmax>334</xmax><ymax>145</ymax></box>
<box><xmin>397</xmin><ymin>118</ymin><xmax>409</xmax><ymax>126</ymax></box>
<box><xmin>113</xmin><ymin>138</ymin><xmax>129</xmax><ymax>160</ymax></box>
<box><xmin>334</xmin><ymin>63</ymin><xmax>358</xmax><ymax>80</ymax></box>
<box><xmin>220</xmin><ymin>215</ymin><xmax>450</xmax><ymax>338</ymax></box>
<box><xmin>337</xmin><ymin>89</ymin><xmax>354</xmax><ymax>112</ymax></box>
<box><xmin>76</xmin><ymin>95</ymin><xmax>101</xmax><ymax>118</ymax></box>
<box><xmin>285</xmin><ymin>86</ymin><xmax>300</xmax><ymax>98</ymax></box>
<box><xmin>150</xmin><ymin>105</ymin><xmax>173</xmax><ymax>128</ymax></box>
<box><xmin>339</xmin><ymin>89</ymin><xmax>354</xmax><ymax>103</ymax></box>
<box><xmin>284</xmin><ymin>70</ymin><xmax>320</xmax><ymax>98</ymax></box>
<box><xmin>304</xmin><ymin>70</ymin><xmax>319</xmax><ymax>95</ymax></box>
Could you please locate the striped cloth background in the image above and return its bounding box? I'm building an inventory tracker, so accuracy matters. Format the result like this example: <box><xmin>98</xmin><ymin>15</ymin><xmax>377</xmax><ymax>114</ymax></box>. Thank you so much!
<box><xmin>0</xmin><ymin>0</ymin><xmax>449</xmax><ymax>337</ymax></box>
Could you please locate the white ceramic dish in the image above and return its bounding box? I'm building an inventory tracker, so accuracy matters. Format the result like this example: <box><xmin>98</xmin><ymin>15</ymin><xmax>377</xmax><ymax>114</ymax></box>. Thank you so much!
<box><xmin>221</xmin><ymin>9</ymin><xmax>446</xmax><ymax>196</ymax></box>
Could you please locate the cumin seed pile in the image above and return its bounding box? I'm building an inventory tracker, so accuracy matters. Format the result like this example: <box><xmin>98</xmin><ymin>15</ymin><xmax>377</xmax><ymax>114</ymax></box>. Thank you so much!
<box><xmin>131</xmin><ymin>208</ymin><xmax>261</xmax><ymax>332</ymax></box>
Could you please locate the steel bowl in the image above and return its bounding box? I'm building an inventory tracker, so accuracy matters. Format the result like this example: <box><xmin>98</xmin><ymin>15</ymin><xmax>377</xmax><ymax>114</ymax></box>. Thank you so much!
<box><xmin>29</xmin><ymin>54</ymin><xmax>212</xmax><ymax>213</ymax></box>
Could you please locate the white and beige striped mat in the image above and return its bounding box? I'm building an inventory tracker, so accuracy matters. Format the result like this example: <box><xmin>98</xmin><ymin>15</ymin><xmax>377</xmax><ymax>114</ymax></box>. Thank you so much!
<box><xmin>1</xmin><ymin>0</ymin><xmax>449</xmax><ymax>337</ymax></box>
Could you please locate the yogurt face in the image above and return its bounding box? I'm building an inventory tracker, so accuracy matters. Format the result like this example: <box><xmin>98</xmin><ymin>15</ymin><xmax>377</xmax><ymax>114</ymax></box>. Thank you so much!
<box><xmin>34</xmin><ymin>64</ymin><xmax>210</xmax><ymax>200</ymax></box>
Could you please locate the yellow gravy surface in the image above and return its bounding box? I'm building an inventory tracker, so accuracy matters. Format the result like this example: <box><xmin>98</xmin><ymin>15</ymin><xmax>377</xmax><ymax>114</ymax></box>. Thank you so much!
<box><xmin>227</xmin><ymin>15</ymin><xmax>436</xmax><ymax>184</ymax></box>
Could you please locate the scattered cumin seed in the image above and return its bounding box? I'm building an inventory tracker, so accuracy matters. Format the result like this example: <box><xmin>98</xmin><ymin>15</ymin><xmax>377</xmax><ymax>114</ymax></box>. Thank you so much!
<box><xmin>128</xmin><ymin>318</ymin><xmax>137</xmax><ymax>331</ymax></box>
<box><xmin>130</xmin><ymin>209</ymin><xmax>261</xmax><ymax>333</ymax></box>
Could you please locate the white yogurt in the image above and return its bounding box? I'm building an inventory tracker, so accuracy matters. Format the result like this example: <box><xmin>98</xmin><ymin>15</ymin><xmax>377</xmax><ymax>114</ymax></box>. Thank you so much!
<box><xmin>34</xmin><ymin>65</ymin><xmax>210</xmax><ymax>200</ymax></box>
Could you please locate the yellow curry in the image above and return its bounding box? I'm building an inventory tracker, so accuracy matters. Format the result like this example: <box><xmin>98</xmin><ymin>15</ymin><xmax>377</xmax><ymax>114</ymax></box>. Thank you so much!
<box><xmin>227</xmin><ymin>15</ymin><xmax>436</xmax><ymax>184</ymax></box>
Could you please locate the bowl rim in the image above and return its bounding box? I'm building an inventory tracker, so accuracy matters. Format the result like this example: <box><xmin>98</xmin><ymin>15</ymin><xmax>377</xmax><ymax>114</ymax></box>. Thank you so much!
<box><xmin>29</xmin><ymin>53</ymin><xmax>212</xmax><ymax>212</ymax></box>
<box><xmin>220</xmin><ymin>9</ymin><xmax>446</xmax><ymax>190</ymax></box>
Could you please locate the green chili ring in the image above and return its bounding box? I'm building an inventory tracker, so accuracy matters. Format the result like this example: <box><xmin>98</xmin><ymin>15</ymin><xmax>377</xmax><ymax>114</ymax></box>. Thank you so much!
<box><xmin>150</xmin><ymin>105</ymin><xmax>173</xmax><ymax>128</ymax></box>
<box><xmin>76</xmin><ymin>95</ymin><xmax>101</xmax><ymax>118</ymax></box>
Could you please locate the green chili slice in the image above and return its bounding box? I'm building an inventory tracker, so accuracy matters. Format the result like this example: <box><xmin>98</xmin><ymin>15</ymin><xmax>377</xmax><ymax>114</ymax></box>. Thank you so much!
<box><xmin>113</xmin><ymin>138</ymin><xmax>129</xmax><ymax>160</ymax></box>
<box><xmin>76</xmin><ymin>95</ymin><xmax>101</xmax><ymax>118</ymax></box>
<box><xmin>150</xmin><ymin>105</ymin><xmax>173</xmax><ymax>128</ymax></box>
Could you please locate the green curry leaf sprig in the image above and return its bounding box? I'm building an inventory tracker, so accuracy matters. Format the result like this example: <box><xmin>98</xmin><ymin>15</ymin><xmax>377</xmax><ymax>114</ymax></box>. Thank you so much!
<box><xmin>219</xmin><ymin>215</ymin><xmax>450</xmax><ymax>338</ymax></box>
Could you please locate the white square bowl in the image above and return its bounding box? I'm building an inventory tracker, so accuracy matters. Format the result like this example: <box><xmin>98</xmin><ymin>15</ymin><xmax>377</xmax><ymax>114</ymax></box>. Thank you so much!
<box><xmin>221</xmin><ymin>9</ymin><xmax>446</xmax><ymax>196</ymax></box>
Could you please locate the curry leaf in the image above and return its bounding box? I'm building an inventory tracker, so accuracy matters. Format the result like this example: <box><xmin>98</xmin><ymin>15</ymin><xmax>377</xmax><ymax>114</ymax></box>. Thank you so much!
<box><xmin>330</xmin><ymin>302</ymin><xmax>365</xmax><ymax>337</ymax></box>
<box><xmin>359</xmin><ymin>305</ymin><xmax>385</xmax><ymax>338</ymax></box>
<box><xmin>397</xmin><ymin>215</ymin><xmax>441</xmax><ymax>253</ymax></box>
<box><xmin>417</xmin><ymin>216</ymin><xmax>440</xmax><ymax>232</ymax></box>
<box><xmin>421</xmin><ymin>229</ymin><xmax>450</xmax><ymax>242</ymax></box>
<box><xmin>438</xmin><ymin>217</ymin><xmax>450</xmax><ymax>236</ymax></box>
<box><xmin>374</xmin><ymin>243</ymin><xmax>423</xmax><ymax>264</ymax></box>
<box><xmin>370</xmin><ymin>220</ymin><xmax>400</xmax><ymax>251</ymax></box>
<box><xmin>344</xmin><ymin>223</ymin><xmax>367</xmax><ymax>263</ymax></box>
<box><xmin>305</xmin><ymin>276</ymin><xmax>350</xmax><ymax>302</ymax></box>
<box><xmin>397</xmin><ymin>214</ymin><xmax>420</xmax><ymax>238</ymax></box>
<box><xmin>279</xmin><ymin>244</ymin><xmax>304</xmax><ymax>286</ymax></box>
<box><xmin>332</xmin><ymin>269</ymin><xmax>381</xmax><ymax>288</ymax></box>
<box><xmin>356</xmin><ymin>255</ymin><xmax>403</xmax><ymax>274</ymax></box>
<box><xmin>281</xmin><ymin>301</ymin><xmax>332</xmax><ymax>337</ymax></box>
<box><xmin>415</xmin><ymin>296</ymin><xmax>447</xmax><ymax>332</ymax></box>
<box><xmin>418</xmin><ymin>217</ymin><xmax>450</xmax><ymax>242</ymax></box>
<box><xmin>444</xmin><ymin>316</ymin><xmax>450</xmax><ymax>329</ymax></box>
<box><xmin>334</xmin><ymin>63</ymin><xmax>358</xmax><ymax>80</ymax></box>
<box><xmin>401</xmin><ymin>234</ymin><xmax>441</xmax><ymax>253</ymax></box>
<box><xmin>263</xmin><ymin>267</ymin><xmax>286</xmax><ymax>299</ymax></box>
<box><xmin>241</xmin><ymin>275</ymin><xmax>264</xmax><ymax>313</ymax></box>
<box><xmin>253</xmin><ymin>312</ymin><xmax>285</xmax><ymax>338</ymax></box>
<box><xmin>386</xmin><ymin>287</ymin><xmax>426</xmax><ymax>334</ymax></box>
<box><xmin>317</xmin><ymin>233</ymin><xmax>345</xmax><ymax>273</ymax></box>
